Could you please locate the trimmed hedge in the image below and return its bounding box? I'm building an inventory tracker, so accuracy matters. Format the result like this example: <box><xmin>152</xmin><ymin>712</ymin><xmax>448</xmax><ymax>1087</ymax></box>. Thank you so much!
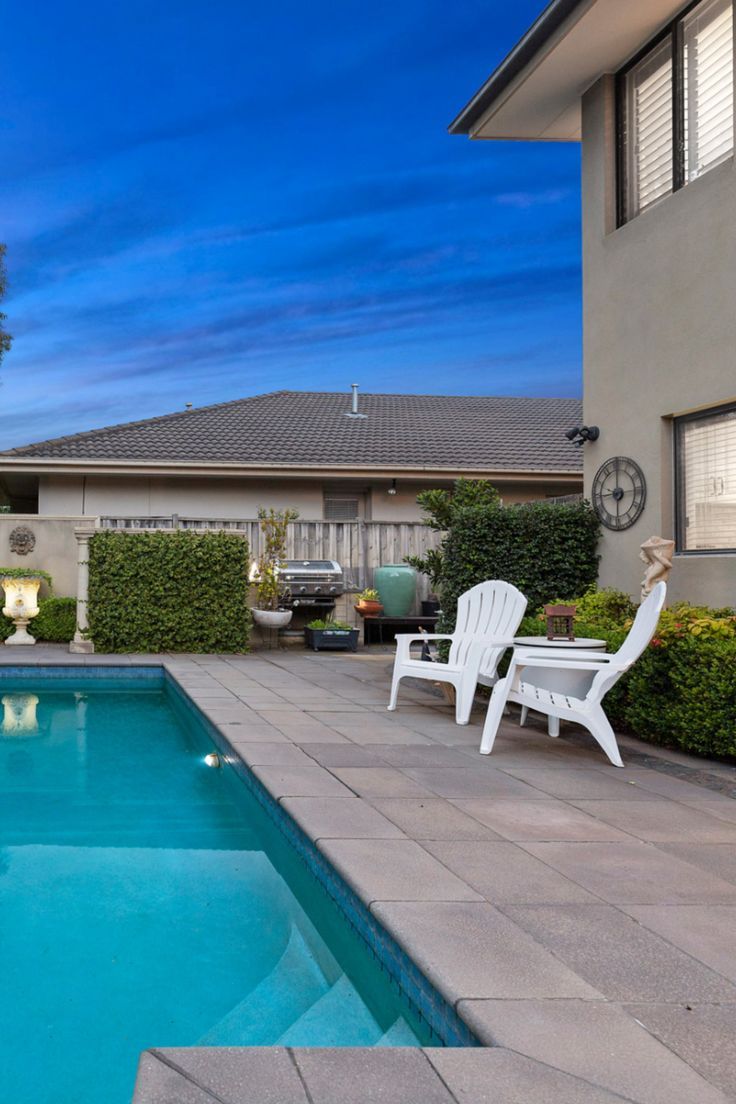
<box><xmin>439</xmin><ymin>499</ymin><xmax>600</xmax><ymax>627</ymax></box>
<box><xmin>33</xmin><ymin>597</ymin><xmax>77</xmax><ymax>642</ymax></box>
<box><xmin>88</xmin><ymin>531</ymin><xmax>251</xmax><ymax>653</ymax></box>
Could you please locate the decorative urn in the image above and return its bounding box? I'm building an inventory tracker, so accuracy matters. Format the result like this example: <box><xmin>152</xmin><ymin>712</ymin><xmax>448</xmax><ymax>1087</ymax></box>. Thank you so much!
<box><xmin>1</xmin><ymin>575</ymin><xmax>43</xmax><ymax>646</ymax></box>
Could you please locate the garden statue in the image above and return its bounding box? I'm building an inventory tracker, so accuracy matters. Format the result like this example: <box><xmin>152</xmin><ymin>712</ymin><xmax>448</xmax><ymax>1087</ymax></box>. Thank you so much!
<box><xmin>639</xmin><ymin>535</ymin><xmax>675</xmax><ymax>600</ymax></box>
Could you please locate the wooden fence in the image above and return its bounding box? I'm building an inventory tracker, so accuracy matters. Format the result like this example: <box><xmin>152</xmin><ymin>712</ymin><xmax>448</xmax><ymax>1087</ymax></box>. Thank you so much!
<box><xmin>99</xmin><ymin>517</ymin><xmax>441</xmax><ymax>597</ymax></box>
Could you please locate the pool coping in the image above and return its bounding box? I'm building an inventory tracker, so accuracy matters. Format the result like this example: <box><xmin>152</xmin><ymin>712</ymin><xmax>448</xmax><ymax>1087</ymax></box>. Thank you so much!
<box><xmin>2</xmin><ymin>650</ymin><xmax>733</xmax><ymax>1104</ymax></box>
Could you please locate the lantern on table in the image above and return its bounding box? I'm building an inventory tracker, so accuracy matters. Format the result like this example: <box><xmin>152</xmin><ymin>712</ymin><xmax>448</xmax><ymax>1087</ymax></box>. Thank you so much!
<box><xmin>544</xmin><ymin>604</ymin><xmax>576</xmax><ymax>641</ymax></box>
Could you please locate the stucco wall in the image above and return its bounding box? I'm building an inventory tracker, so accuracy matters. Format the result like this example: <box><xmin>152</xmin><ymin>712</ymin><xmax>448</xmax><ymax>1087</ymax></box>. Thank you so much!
<box><xmin>38</xmin><ymin>473</ymin><xmax>579</xmax><ymax>524</ymax></box>
<box><xmin>0</xmin><ymin>516</ymin><xmax>89</xmax><ymax>597</ymax></box>
<box><xmin>581</xmin><ymin>76</ymin><xmax>736</xmax><ymax>606</ymax></box>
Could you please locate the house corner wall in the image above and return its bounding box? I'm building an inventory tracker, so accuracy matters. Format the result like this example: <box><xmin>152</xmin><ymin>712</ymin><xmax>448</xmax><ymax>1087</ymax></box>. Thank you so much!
<box><xmin>581</xmin><ymin>77</ymin><xmax>736</xmax><ymax>605</ymax></box>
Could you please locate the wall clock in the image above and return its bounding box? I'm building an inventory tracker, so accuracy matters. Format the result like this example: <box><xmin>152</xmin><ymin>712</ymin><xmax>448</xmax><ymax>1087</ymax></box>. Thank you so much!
<box><xmin>592</xmin><ymin>457</ymin><xmax>646</xmax><ymax>531</ymax></box>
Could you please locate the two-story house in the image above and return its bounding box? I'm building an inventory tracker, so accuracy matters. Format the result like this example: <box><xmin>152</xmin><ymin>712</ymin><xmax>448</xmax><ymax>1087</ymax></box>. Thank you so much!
<box><xmin>452</xmin><ymin>0</ymin><xmax>736</xmax><ymax>607</ymax></box>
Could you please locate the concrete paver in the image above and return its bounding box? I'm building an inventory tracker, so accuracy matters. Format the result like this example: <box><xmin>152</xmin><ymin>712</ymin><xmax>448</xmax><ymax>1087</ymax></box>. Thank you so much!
<box><xmin>456</xmin><ymin>999</ymin><xmax>732</xmax><ymax>1104</ymax></box>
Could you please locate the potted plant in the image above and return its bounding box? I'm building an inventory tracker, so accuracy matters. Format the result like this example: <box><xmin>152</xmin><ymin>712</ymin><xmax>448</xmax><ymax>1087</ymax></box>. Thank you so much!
<box><xmin>354</xmin><ymin>587</ymin><xmax>383</xmax><ymax>616</ymax></box>
<box><xmin>305</xmin><ymin>618</ymin><xmax>360</xmax><ymax>652</ymax></box>
<box><xmin>250</xmin><ymin>507</ymin><xmax>299</xmax><ymax>629</ymax></box>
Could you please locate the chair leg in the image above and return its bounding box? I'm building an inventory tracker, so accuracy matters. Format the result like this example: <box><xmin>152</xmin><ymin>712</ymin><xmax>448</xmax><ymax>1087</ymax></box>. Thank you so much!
<box><xmin>585</xmin><ymin>706</ymin><xmax>624</xmax><ymax>767</ymax></box>
<box><xmin>387</xmin><ymin>669</ymin><xmax>403</xmax><ymax>712</ymax></box>
<box><xmin>479</xmin><ymin>677</ymin><xmax>511</xmax><ymax>755</ymax></box>
<box><xmin>455</xmin><ymin>672</ymin><xmax>477</xmax><ymax>725</ymax></box>
<box><xmin>519</xmin><ymin>706</ymin><xmax>529</xmax><ymax>727</ymax></box>
<box><xmin>548</xmin><ymin>715</ymin><xmax>560</xmax><ymax>738</ymax></box>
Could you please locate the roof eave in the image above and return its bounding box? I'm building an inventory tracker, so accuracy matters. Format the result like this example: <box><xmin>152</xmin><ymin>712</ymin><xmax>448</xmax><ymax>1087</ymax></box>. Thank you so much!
<box><xmin>448</xmin><ymin>0</ymin><xmax>584</xmax><ymax>135</ymax></box>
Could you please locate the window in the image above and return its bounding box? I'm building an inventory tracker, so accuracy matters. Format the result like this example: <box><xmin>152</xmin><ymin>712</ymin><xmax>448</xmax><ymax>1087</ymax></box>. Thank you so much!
<box><xmin>676</xmin><ymin>403</ymin><xmax>736</xmax><ymax>552</ymax></box>
<box><xmin>618</xmin><ymin>0</ymin><xmax>733</xmax><ymax>223</ymax></box>
<box><xmin>323</xmin><ymin>494</ymin><xmax>361</xmax><ymax>521</ymax></box>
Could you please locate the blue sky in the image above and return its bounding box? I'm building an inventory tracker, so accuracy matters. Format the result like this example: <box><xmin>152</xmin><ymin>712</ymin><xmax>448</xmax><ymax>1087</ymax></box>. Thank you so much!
<box><xmin>1</xmin><ymin>0</ymin><xmax>581</xmax><ymax>446</ymax></box>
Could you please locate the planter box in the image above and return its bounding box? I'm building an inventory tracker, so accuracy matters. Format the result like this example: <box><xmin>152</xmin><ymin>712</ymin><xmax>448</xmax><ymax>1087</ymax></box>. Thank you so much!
<box><xmin>305</xmin><ymin>627</ymin><xmax>359</xmax><ymax>653</ymax></box>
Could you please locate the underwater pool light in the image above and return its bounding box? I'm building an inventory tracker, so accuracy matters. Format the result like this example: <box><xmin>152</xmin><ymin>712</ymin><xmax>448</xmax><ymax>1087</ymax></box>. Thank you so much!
<box><xmin>204</xmin><ymin>752</ymin><xmax>221</xmax><ymax>768</ymax></box>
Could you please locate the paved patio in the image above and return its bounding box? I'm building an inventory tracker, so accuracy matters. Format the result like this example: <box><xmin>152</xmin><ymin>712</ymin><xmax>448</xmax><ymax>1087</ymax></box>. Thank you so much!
<box><xmin>4</xmin><ymin>645</ymin><xmax>735</xmax><ymax>1103</ymax></box>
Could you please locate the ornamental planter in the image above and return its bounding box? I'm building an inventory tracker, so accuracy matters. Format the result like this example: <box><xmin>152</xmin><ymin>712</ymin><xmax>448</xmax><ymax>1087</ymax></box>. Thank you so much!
<box><xmin>374</xmin><ymin>564</ymin><xmax>417</xmax><ymax>617</ymax></box>
<box><xmin>1</xmin><ymin>575</ymin><xmax>42</xmax><ymax>646</ymax></box>
<box><xmin>305</xmin><ymin>627</ymin><xmax>359</xmax><ymax>653</ymax></box>
<box><xmin>252</xmin><ymin>608</ymin><xmax>293</xmax><ymax>630</ymax></box>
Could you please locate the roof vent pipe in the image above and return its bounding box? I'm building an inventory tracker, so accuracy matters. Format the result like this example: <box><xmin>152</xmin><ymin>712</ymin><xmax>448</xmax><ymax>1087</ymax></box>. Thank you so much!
<box><xmin>345</xmin><ymin>383</ymin><xmax>367</xmax><ymax>419</ymax></box>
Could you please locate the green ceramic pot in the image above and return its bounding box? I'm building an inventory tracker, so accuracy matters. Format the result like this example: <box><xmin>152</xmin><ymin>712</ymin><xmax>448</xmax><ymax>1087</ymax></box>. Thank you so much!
<box><xmin>374</xmin><ymin>564</ymin><xmax>417</xmax><ymax>617</ymax></box>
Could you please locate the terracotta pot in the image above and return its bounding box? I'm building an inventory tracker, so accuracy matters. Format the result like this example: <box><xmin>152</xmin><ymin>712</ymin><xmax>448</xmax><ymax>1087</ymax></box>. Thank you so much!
<box><xmin>355</xmin><ymin>599</ymin><xmax>383</xmax><ymax>616</ymax></box>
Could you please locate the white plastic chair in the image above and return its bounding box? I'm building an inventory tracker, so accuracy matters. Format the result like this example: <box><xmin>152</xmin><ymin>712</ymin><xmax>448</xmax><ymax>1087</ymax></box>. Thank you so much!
<box><xmin>479</xmin><ymin>582</ymin><xmax>667</xmax><ymax>767</ymax></box>
<box><xmin>387</xmin><ymin>581</ymin><xmax>527</xmax><ymax>725</ymax></box>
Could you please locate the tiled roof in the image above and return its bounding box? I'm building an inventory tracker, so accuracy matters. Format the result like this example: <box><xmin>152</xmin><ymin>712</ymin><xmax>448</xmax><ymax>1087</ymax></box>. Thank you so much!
<box><xmin>0</xmin><ymin>390</ymin><xmax>583</xmax><ymax>472</ymax></box>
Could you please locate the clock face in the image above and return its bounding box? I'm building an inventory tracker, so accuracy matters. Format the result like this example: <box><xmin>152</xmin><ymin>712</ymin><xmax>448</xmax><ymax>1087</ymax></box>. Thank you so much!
<box><xmin>592</xmin><ymin>457</ymin><xmax>646</xmax><ymax>531</ymax></box>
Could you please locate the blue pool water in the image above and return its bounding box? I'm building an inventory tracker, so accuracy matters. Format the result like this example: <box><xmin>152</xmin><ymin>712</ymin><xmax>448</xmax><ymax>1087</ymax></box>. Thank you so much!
<box><xmin>0</xmin><ymin>671</ymin><xmax>435</xmax><ymax>1104</ymax></box>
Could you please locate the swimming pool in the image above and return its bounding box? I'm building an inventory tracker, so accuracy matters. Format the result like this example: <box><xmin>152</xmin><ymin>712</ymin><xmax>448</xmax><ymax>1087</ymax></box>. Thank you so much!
<box><xmin>0</xmin><ymin>668</ymin><xmax>448</xmax><ymax>1104</ymax></box>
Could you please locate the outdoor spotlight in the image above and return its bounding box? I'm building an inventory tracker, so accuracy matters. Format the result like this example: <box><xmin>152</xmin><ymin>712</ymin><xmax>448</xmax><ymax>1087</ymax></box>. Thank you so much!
<box><xmin>387</xmin><ymin>479</ymin><xmax>398</xmax><ymax>496</ymax></box>
<box><xmin>204</xmin><ymin>752</ymin><xmax>221</xmax><ymax>768</ymax></box>
<box><xmin>565</xmin><ymin>425</ymin><xmax>600</xmax><ymax>448</ymax></box>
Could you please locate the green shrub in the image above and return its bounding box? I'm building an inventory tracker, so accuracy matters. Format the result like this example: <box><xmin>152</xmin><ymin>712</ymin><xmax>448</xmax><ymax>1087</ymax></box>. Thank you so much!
<box><xmin>438</xmin><ymin>496</ymin><xmax>600</xmax><ymax>626</ymax></box>
<box><xmin>623</xmin><ymin>637</ymin><xmax>736</xmax><ymax>758</ymax></box>
<box><xmin>33</xmin><ymin>597</ymin><xmax>77</xmax><ymax>642</ymax></box>
<box><xmin>88</xmin><ymin>531</ymin><xmax>251</xmax><ymax>653</ymax></box>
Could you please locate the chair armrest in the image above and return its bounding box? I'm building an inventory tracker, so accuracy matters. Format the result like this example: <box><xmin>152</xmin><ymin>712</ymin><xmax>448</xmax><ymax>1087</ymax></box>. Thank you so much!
<box><xmin>514</xmin><ymin>648</ymin><xmax>612</xmax><ymax>663</ymax></box>
<box><xmin>393</xmin><ymin>633</ymin><xmax>453</xmax><ymax>664</ymax></box>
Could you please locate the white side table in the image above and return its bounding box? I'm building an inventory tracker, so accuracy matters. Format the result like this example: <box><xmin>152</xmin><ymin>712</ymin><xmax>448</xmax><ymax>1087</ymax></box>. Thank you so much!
<box><xmin>511</xmin><ymin>636</ymin><xmax>607</xmax><ymax>737</ymax></box>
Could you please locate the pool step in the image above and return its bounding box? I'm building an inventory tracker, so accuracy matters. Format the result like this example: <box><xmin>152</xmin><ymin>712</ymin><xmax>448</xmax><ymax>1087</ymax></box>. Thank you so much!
<box><xmin>377</xmin><ymin>1016</ymin><xmax>423</xmax><ymax>1046</ymax></box>
<box><xmin>198</xmin><ymin>925</ymin><xmax>330</xmax><ymax>1045</ymax></box>
<box><xmin>276</xmin><ymin>974</ymin><xmax>384</xmax><ymax>1046</ymax></box>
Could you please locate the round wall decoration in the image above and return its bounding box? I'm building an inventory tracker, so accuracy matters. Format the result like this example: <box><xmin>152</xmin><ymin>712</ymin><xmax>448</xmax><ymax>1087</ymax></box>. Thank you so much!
<box><xmin>8</xmin><ymin>525</ymin><xmax>36</xmax><ymax>555</ymax></box>
<box><xmin>591</xmin><ymin>457</ymin><xmax>646</xmax><ymax>531</ymax></box>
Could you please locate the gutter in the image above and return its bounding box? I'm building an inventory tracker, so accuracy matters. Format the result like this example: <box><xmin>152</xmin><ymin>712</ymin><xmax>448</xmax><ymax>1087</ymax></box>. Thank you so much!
<box><xmin>0</xmin><ymin>457</ymin><xmax>583</xmax><ymax>482</ymax></box>
<box><xmin>448</xmin><ymin>0</ymin><xmax>585</xmax><ymax>135</ymax></box>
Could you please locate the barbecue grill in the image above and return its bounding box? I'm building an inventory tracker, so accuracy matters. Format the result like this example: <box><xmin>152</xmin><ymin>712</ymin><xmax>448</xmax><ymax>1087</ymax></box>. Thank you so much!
<box><xmin>250</xmin><ymin>559</ymin><xmax>345</xmax><ymax>611</ymax></box>
<box><xmin>282</xmin><ymin>560</ymin><xmax>344</xmax><ymax>609</ymax></box>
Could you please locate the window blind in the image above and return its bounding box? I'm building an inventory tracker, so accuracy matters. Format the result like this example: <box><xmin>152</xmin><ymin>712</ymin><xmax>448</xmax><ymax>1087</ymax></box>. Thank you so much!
<box><xmin>678</xmin><ymin>406</ymin><xmax>736</xmax><ymax>551</ymax></box>
<box><xmin>683</xmin><ymin>0</ymin><xmax>734</xmax><ymax>182</ymax></box>
<box><xmin>323</xmin><ymin>496</ymin><xmax>361</xmax><ymax>521</ymax></box>
<box><xmin>624</xmin><ymin>37</ymin><xmax>674</xmax><ymax>218</ymax></box>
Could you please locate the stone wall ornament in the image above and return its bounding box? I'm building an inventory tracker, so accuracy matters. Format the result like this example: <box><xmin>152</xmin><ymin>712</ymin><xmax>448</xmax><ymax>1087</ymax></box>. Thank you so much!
<box><xmin>640</xmin><ymin>535</ymin><xmax>675</xmax><ymax>600</ymax></box>
<box><xmin>9</xmin><ymin>525</ymin><xmax>36</xmax><ymax>556</ymax></box>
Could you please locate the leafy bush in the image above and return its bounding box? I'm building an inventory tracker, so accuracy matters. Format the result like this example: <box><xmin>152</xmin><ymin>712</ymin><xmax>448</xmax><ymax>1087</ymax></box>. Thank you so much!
<box><xmin>406</xmin><ymin>480</ymin><xmax>502</xmax><ymax>592</ymax></box>
<box><xmin>623</xmin><ymin>637</ymin><xmax>736</xmax><ymax>758</ymax></box>
<box><xmin>33</xmin><ymin>597</ymin><xmax>77</xmax><ymax>642</ymax></box>
<box><xmin>436</xmin><ymin>490</ymin><xmax>600</xmax><ymax>625</ymax></box>
<box><xmin>88</xmin><ymin>531</ymin><xmax>251</xmax><ymax>653</ymax></box>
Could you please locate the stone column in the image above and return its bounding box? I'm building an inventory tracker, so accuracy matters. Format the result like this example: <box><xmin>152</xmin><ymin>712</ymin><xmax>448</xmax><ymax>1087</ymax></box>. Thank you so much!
<box><xmin>70</xmin><ymin>527</ymin><xmax>95</xmax><ymax>654</ymax></box>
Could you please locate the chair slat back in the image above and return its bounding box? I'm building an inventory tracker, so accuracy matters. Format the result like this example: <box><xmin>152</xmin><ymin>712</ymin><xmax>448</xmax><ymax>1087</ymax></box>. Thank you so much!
<box><xmin>587</xmin><ymin>581</ymin><xmax>667</xmax><ymax>702</ymax></box>
<box><xmin>614</xmin><ymin>581</ymin><xmax>667</xmax><ymax>667</ymax></box>
<box><xmin>450</xmin><ymin>582</ymin><xmax>527</xmax><ymax>669</ymax></box>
